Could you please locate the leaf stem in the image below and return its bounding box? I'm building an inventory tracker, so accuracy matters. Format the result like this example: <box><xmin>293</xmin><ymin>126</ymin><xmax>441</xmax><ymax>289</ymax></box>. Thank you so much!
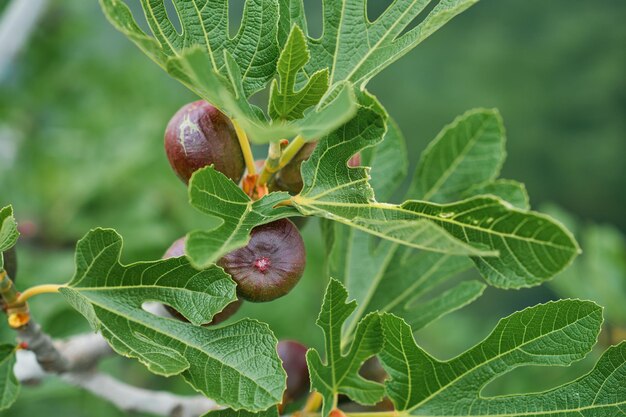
<box><xmin>1</xmin><ymin>269</ymin><xmax>31</xmax><ymax>328</ymax></box>
<box><xmin>258</xmin><ymin>140</ymin><xmax>284</xmax><ymax>185</ymax></box>
<box><xmin>232</xmin><ymin>119</ymin><xmax>257</xmax><ymax>176</ymax></box>
<box><xmin>16</xmin><ymin>284</ymin><xmax>64</xmax><ymax>304</ymax></box>
<box><xmin>258</xmin><ymin>135</ymin><xmax>307</xmax><ymax>185</ymax></box>
<box><xmin>0</xmin><ymin>269</ymin><xmax>20</xmax><ymax>305</ymax></box>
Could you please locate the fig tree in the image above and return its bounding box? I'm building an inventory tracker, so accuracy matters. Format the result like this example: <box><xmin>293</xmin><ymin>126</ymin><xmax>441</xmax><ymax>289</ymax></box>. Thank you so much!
<box><xmin>218</xmin><ymin>219</ymin><xmax>306</xmax><ymax>302</ymax></box>
<box><xmin>164</xmin><ymin>100</ymin><xmax>245</xmax><ymax>184</ymax></box>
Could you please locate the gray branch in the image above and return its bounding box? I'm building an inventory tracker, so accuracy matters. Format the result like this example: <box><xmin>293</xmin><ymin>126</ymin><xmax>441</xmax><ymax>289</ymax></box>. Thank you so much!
<box><xmin>0</xmin><ymin>0</ymin><xmax>49</xmax><ymax>80</ymax></box>
<box><xmin>14</xmin><ymin>320</ymin><xmax>220</xmax><ymax>417</ymax></box>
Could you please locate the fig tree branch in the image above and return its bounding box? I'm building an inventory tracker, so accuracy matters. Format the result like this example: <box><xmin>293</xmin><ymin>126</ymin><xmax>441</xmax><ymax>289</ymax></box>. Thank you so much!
<box><xmin>12</xmin><ymin>315</ymin><xmax>221</xmax><ymax>417</ymax></box>
<box><xmin>0</xmin><ymin>0</ymin><xmax>49</xmax><ymax>80</ymax></box>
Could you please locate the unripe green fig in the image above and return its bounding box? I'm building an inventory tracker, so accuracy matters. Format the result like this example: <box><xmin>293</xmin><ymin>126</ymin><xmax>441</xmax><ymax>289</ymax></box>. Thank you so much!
<box><xmin>277</xmin><ymin>340</ymin><xmax>310</xmax><ymax>403</ymax></box>
<box><xmin>164</xmin><ymin>100</ymin><xmax>245</xmax><ymax>184</ymax></box>
<box><xmin>1</xmin><ymin>246</ymin><xmax>17</xmax><ymax>282</ymax></box>
<box><xmin>162</xmin><ymin>237</ymin><xmax>243</xmax><ymax>326</ymax></box>
<box><xmin>218</xmin><ymin>219</ymin><xmax>306</xmax><ymax>302</ymax></box>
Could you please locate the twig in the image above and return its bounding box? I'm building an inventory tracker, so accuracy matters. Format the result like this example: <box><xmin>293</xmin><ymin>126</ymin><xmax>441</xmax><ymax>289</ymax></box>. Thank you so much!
<box><xmin>63</xmin><ymin>372</ymin><xmax>219</xmax><ymax>417</ymax></box>
<box><xmin>0</xmin><ymin>0</ymin><xmax>49</xmax><ymax>80</ymax></box>
<box><xmin>13</xmin><ymin>320</ymin><xmax>221</xmax><ymax>416</ymax></box>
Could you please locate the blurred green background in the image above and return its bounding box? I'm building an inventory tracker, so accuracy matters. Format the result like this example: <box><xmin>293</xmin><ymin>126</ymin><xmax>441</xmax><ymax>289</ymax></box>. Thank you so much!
<box><xmin>0</xmin><ymin>0</ymin><xmax>624</xmax><ymax>415</ymax></box>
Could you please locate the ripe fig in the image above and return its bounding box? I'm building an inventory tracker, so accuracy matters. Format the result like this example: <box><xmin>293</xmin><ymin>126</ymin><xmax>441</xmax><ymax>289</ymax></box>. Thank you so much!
<box><xmin>348</xmin><ymin>152</ymin><xmax>361</xmax><ymax>167</ymax></box>
<box><xmin>273</xmin><ymin>141</ymin><xmax>318</xmax><ymax>194</ymax></box>
<box><xmin>1</xmin><ymin>246</ymin><xmax>17</xmax><ymax>282</ymax></box>
<box><xmin>161</xmin><ymin>237</ymin><xmax>243</xmax><ymax>326</ymax></box>
<box><xmin>218</xmin><ymin>219</ymin><xmax>306</xmax><ymax>302</ymax></box>
<box><xmin>277</xmin><ymin>340</ymin><xmax>310</xmax><ymax>403</ymax></box>
<box><xmin>164</xmin><ymin>100</ymin><xmax>245</xmax><ymax>184</ymax></box>
<box><xmin>274</xmin><ymin>141</ymin><xmax>361</xmax><ymax>194</ymax></box>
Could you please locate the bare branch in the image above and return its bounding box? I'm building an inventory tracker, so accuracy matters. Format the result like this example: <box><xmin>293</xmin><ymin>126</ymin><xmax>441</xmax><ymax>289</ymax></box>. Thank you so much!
<box><xmin>0</xmin><ymin>0</ymin><xmax>49</xmax><ymax>80</ymax></box>
<box><xmin>13</xmin><ymin>321</ymin><xmax>221</xmax><ymax>417</ymax></box>
<box><xmin>63</xmin><ymin>372</ymin><xmax>219</xmax><ymax>417</ymax></box>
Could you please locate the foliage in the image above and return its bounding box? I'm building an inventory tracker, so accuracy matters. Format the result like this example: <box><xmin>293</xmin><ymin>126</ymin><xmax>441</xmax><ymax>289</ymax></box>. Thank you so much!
<box><xmin>0</xmin><ymin>1</ymin><xmax>624</xmax><ymax>417</ymax></box>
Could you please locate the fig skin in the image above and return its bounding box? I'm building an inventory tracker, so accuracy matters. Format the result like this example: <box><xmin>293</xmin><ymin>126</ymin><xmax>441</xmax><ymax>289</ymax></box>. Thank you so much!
<box><xmin>273</xmin><ymin>141</ymin><xmax>318</xmax><ymax>194</ymax></box>
<box><xmin>277</xmin><ymin>340</ymin><xmax>310</xmax><ymax>403</ymax></box>
<box><xmin>162</xmin><ymin>237</ymin><xmax>243</xmax><ymax>326</ymax></box>
<box><xmin>274</xmin><ymin>141</ymin><xmax>361</xmax><ymax>194</ymax></box>
<box><xmin>164</xmin><ymin>100</ymin><xmax>245</xmax><ymax>184</ymax></box>
<box><xmin>218</xmin><ymin>219</ymin><xmax>306</xmax><ymax>302</ymax></box>
<box><xmin>2</xmin><ymin>246</ymin><xmax>17</xmax><ymax>282</ymax></box>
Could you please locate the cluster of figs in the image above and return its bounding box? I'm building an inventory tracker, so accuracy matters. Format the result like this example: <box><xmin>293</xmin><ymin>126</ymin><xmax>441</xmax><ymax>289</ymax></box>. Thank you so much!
<box><xmin>162</xmin><ymin>100</ymin><xmax>318</xmax><ymax>405</ymax></box>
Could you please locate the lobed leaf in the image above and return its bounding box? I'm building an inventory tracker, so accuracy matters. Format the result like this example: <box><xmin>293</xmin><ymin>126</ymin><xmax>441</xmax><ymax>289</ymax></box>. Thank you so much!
<box><xmin>0</xmin><ymin>344</ymin><xmax>19</xmax><ymax>410</ymax></box>
<box><xmin>269</xmin><ymin>25</ymin><xmax>329</xmax><ymax>121</ymax></box>
<box><xmin>379</xmin><ymin>300</ymin><xmax>626</xmax><ymax>417</ymax></box>
<box><xmin>186</xmin><ymin>166</ymin><xmax>300</xmax><ymax>268</ymax></box>
<box><xmin>307</xmin><ymin>279</ymin><xmax>385</xmax><ymax>416</ymax></box>
<box><xmin>99</xmin><ymin>0</ymin><xmax>357</xmax><ymax>143</ymax></box>
<box><xmin>302</xmin><ymin>0</ymin><xmax>479</xmax><ymax>87</ymax></box>
<box><xmin>61</xmin><ymin>228</ymin><xmax>285</xmax><ymax>411</ymax></box>
<box><xmin>295</xmin><ymin>108</ymin><xmax>579</xmax><ymax>288</ymax></box>
<box><xmin>408</xmin><ymin>109</ymin><xmax>506</xmax><ymax>203</ymax></box>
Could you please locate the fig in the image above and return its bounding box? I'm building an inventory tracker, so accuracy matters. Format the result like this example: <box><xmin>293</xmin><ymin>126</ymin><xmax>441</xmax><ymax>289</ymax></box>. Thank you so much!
<box><xmin>1</xmin><ymin>246</ymin><xmax>17</xmax><ymax>281</ymax></box>
<box><xmin>273</xmin><ymin>141</ymin><xmax>318</xmax><ymax>194</ymax></box>
<box><xmin>218</xmin><ymin>219</ymin><xmax>306</xmax><ymax>302</ymax></box>
<box><xmin>164</xmin><ymin>100</ymin><xmax>245</xmax><ymax>184</ymax></box>
<box><xmin>273</xmin><ymin>141</ymin><xmax>361</xmax><ymax>194</ymax></box>
<box><xmin>277</xmin><ymin>340</ymin><xmax>310</xmax><ymax>403</ymax></box>
<box><xmin>162</xmin><ymin>237</ymin><xmax>243</xmax><ymax>326</ymax></box>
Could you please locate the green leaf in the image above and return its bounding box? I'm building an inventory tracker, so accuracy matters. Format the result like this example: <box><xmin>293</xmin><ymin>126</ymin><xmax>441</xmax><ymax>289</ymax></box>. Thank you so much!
<box><xmin>379</xmin><ymin>300</ymin><xmax>626</xmax><ymax>417</ymax></box>
<box><xmin>99</xmin><ymin>0</ymin><xmax>357</xmax><ymax>143</ymax></box>
<box><xmin>361</xmin><ymin>116</ymin><xmax>409</xmax><ymax>201</ymax></box>
<box><xmin>0</xmin><ymin>206</ymin><xmax>19</xmax><ymax>263</ymax></box>
<box><xmin>203</xmin><ymin>407</ymin><xmax>278</xmax><ymax>417</ymax></box>
<box><xmin>408</xmin><ymin>109</ymin><xmax>506</xmax><ymax>203</ymax></box>
<box><xmin>324</xmin><ymin>222</ymin><xmax>475</xmax><ymax>340</ymax></box>
<box><xmin>305</xmin><ymin>0</ymin><xmax>479</xmax><ymax>87</ymax></box>
<box><xmin>294</xmin><ymin>109</ymin><xmax>579</xmax><ymax>288</ymax></box>
<box><xmin>101</xmin><ymin>0</ymin><xmax>279</xmax><ymax>96</ymax></box>
<box><xmin>269</xmin><ymin>25</ymin><xmax>329</xmax><ymax>120</ymax></box>
<box><xmin>61</xmin><ymin>228</ymin><xmax>285</xmax><ymax>411</ymax></box>
<box><xmin>186</xmin><ymin>166</ymin><xmax>300</xmax><ymax>269</ymax></box>
<box><xmin>463</xmin><ymin>179</ymin><xmax>530</xmax><ymax>210</ymax></box>
<box><xmin>0</xmin><ymin>344</ymin><xmax>19</xmax><ymax>410</ymax></box>
<box><xmin>307</xmin><ymin>279</ymin><xmax>384</xmax><ymax>416</ymax></box>
<box><xmin>396</xmin><ymin>279</ymin><xmax>486</xmax><ymax>332</ymax></box>
<box><xmin>547</xmin><ymin>211</ymin><xmax>626</xmax><ymax>326</ymax></box>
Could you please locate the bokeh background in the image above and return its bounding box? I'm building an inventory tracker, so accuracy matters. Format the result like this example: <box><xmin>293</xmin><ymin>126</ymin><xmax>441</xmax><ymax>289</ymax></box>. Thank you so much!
<box><xmin>0</xmin><ymin>0</ymin><xmax>624</xmax><ymax>415</ymax></box>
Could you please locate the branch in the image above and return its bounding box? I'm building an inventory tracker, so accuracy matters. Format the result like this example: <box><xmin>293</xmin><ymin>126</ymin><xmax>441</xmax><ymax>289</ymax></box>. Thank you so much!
<box><xmin>0</xmin><ymin>0</ymin><xmax>49</xmax><ymax>80</ymax></box>
<box><xmin>13</xmin><ymin>319</ymin><xmax>221</xmax><ymax>417</ymax></box>
<box><xmin>64</xmin><ymin>372</ymin><xmax>219</xmax><ymax>417</ymax></box>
